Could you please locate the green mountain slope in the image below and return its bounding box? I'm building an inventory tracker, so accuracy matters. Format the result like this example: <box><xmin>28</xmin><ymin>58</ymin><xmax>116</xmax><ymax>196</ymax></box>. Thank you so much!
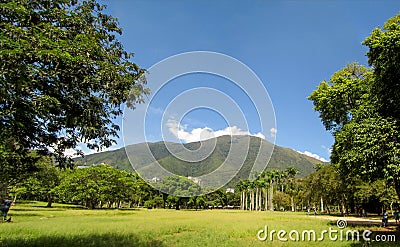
<box><xmin>76</xmin><ymin>136</ymin><xmax>325</xmax><ymax>187</ymax></box>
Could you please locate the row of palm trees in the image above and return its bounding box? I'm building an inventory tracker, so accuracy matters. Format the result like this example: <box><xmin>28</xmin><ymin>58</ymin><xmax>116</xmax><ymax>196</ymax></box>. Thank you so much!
<box><xmin>235</xmin><ymin>167</ymin><xmax>299</xmax><ymax>211</ymax></box>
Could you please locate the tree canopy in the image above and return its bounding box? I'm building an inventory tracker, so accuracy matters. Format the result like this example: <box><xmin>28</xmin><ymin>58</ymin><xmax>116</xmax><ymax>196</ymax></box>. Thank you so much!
<box><xmin>54</xmin><ymin>164</ymin><xmax>139</xmax><ymax>209</ymax></box>
<box><xmin>0</xmin><ymin>0</ymin><xmax>148</xmax><ymax>174</ymax></box>
<box><xmin>309</xmin><ymin>14</ymin><xmax>400</xmax><ymax>200</ymax></box>
<box><xmin>364</xmin><ymin>14</ymin><xmax>400</xmax><ymax>122</ymax></box>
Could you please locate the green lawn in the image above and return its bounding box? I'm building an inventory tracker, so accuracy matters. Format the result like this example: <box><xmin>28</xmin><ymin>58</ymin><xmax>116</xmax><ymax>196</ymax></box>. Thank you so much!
<box><xmin>0</xmin><ymin>201</ymin><xmax>396</xmax><ymax>246</ymax></box>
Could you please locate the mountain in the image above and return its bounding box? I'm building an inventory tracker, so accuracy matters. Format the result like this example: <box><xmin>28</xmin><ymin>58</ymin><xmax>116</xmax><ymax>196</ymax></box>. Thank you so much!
<box><xmin>75</xmin><ymin>135</ymin><xmax>325</xmax><ymax>187</ymax></box>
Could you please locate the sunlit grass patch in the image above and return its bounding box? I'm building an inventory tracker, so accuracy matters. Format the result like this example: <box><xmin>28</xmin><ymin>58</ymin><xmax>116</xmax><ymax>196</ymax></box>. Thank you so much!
<box><xmin>1</xmin><ymin>202</ymin><xmax>398</xmax><ymax>246</ymax></box>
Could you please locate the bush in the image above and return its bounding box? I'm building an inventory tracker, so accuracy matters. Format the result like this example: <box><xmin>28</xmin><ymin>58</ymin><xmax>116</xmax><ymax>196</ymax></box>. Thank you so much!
<box><xmin>144</xmin><ymin>200</ymin><xmax>154</xmax><ymax>209</ymax></box>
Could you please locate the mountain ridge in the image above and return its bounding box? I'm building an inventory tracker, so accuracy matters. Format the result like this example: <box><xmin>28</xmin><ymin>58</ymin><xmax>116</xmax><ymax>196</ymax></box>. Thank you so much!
<box><xmin>75</xmin><ymin>135</ymin><xmax>326</xmax><ymax>187</ymax></box>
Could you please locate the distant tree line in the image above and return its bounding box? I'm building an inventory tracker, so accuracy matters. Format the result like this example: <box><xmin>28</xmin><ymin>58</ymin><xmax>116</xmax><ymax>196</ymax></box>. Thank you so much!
<box><xmin>8</xmin><ymin>157</ymin><xmax>398</xmax><ymax>214</ymax></box>
<box><xmin>10</xmin><ymin>159</ymin><xmax>239</xmax><ymax>210</ymax></box>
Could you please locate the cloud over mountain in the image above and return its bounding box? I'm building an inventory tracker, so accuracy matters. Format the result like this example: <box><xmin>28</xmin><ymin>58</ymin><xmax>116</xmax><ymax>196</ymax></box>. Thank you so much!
<box><xmin>167</xmin><ymin>119</ymin><xmax>265</xmax><ymax>143</ymax></box>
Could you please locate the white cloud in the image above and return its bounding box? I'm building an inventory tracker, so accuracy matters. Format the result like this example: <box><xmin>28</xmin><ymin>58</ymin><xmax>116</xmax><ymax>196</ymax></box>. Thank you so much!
<box><xmin>270</xmin><ymin>127</ymin><xmax>277</xmax><ymax>138</ymax></box>
<box><xmin>296</xmin><ymin>150</ymin><xmax>329</xmax><ymax>163</ymax></box>
<box><xmin>57</xmin><ymin>144</ymin><xmax>119</xmax><ymax>158</ymax></box>
<box><xmin>166</xmin><ymin>119</ymin><xmax>265</xmax><ymax>143</ymax></box>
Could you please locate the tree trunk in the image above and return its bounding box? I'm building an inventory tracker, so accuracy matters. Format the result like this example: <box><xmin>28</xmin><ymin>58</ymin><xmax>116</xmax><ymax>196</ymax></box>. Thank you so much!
<box><xmin>244</xmin><ymin>191</ymin><xmax>248</xmax><ymax>210</ymax></box>
<box><xmin>242</xmin><ymin>191</ymin><xmax>245</xmax><ymax>210</ymax></box>
<box><xmin>46</xmin><ymin>193</ymin><xmax>53</xmax><ymax>208</ymax></box>
<box><xmin>250</xmin><ymin>190</ymin><xmax>253</xmax><ymax>211</ymax></box>
<box><xmin>264</xmin><ymin>188</ymin><xmax>268</xmax><ymax>211</ymax></box>
<box><xmin>291</xmin><ymin>195</ymin><xmax>295</xmax><ymax>212</ymax></box>
<box><xmin>241</xmin><ymin>191</ymin><xmax>244</xmax><ymax>210</ymax></box>
<box><xmin>255</xmin><ymin>188</ymin><xmax>259</xmax><ymax>211</ymax></box>
<box><xmin>320</xmin><ymin>197</ymin><xmax>324</xmax><ymax>212</ymax></box>
<box><xmin>268</xmin><ymin>183</ymin><xmax>274</xmax><ymax>211</ymax></box>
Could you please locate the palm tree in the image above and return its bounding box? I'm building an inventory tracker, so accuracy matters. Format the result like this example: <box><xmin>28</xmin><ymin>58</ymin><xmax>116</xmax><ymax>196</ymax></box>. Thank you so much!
<box><xmin>248</xmin><ymin>180</ymin><xmax>256</xmax><ymax>211</ymax></box>
<box><xmin>285</xmin><ymin>166</ymin><xmax>299</xmax><ymax>211</ymax></box>
<box><xmin>241</xmin><ymin>179</ymin><xmax>250</xmax><ymax>210</ymax></box>
<box><xmin>261</xmin><ymin>172</ymin><xmax>270</xmax><ymax>211</ymax></box>
<box><xmin>251</xmin><ymin>171</ymin><xmax>262</xmax><ymax>211</ymax></box>
<box><xmin>236</xmin><ymin>180</ymin><xmax>248</xmax><ymax>210</ymax></box>
<box><xmin>277</xmin><ymin>170</ymin><xmax>287</xmax><ymax>192</ymax></box>
<box><xmin>266</xmin><ymin>170</ymin><xmax>279</xmax><ymax>211</ymax></box>
<box><xmin>256</xmin><ymin>178</ymin><xmax>264</xmax><ymax>211</ymax></box>
<box><xmin>235</xmin><ymin>180</ymin><xmax>243</xmax><ymax>210</ymax></box>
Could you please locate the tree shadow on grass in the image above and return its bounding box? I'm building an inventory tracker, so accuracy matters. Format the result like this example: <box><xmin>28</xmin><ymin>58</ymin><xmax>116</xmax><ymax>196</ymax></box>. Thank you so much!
<box><xmin>11</xmin><ymin>208</ymin><xmax>66</xmax><ymax>212</ymax></box>
<box><xmin>33</xmin><ymin>205</ymin><xmax>85</xmax><ymax>210</ymax></box>
<box><xmin>7</xmin><ymin>213</ymin><xmax>42</xmax><ymax>217</ymax></box>
<box><xmin>0</xmin><ymin>233</ymin><xmax>165</xmax><ymax>247</ymax></box>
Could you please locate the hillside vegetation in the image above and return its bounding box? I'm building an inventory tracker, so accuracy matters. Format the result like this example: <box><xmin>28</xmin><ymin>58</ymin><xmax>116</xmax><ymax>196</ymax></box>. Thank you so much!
<box><xmin>76</xmin><ymin>136</ymin><xmax>324</xmax><ymax>187</ymax></box>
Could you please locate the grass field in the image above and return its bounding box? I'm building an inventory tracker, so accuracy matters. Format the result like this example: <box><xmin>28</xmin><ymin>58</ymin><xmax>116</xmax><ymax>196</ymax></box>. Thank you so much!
<box><xmin>0</xmin><ymin>201</ymin><xmax>397</xmax><ymax>247</ymax></box>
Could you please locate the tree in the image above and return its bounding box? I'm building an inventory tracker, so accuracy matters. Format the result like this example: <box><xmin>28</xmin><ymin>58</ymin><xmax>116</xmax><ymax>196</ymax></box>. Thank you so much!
<box><xmin>309</xmin><ymin>21</ymin><xmax>400</xmax><ymax>200</ymax></box>
<box><xmin>54</xmin><ymin>164</ymin><xmax>136</xmax><ymax>209</ymax></box>
<box><xmin>13</xmin><ymin>155</ymin><xmax>60</xmax><ymax>207</ymax></box>
<box><xmin>363</xmin><ymin>14</ymin><xmax>400</xmax><ymax>122</ymax></box>
<box><xmin>355</xmin><ymin>179</ymin><xmax>397</xmax><ymax>213</ymax></box>
<box><xmin>0</xmin><ymin>149</ymin><xmax>43</xmax><ymax>186</ymax></box>
<box><xmin>132</xmin><ymin>176</ymin><xmax>155</xmax><ymax>207</ymax></box>
<box><xmin>238</xmin><ymin>179</ymin><xmax>250</xmax><ymax>210</ymax></box>
<box><xmin>273</xmin><ymin>191</ymin><xmax>290</xmax><ymax>211</ymax></box>
<box><xmin>332</xmin><ymin>117</ymin><xmax>400</xmax><ymax>197</ymax></box>
<box><xmin>155</xmin><ymin>175</ymin><xmax>201</xmax><ymax>210</ymax></box>
<box><xmin>0</xmin><ymin>0</ymin><xmax>148</xmax><ymax>172</ymax></box>
<box><xmin>301</xmin><ymin>164</ymin><xmax>348</xmax><ymax>214</ymax></box>
<box><xmin>308</xmin><ymin>62</ymin><xmax>372</xmax><ymax>133</ymax></box>
<box><xmin>285</xmin><ymin>166</ymin><xmax>299</xmax><ymax>211</ymax></box>
<box><xmin>235</xmin><ymin>179</ymin><xmax>247</xmax><ymax>210</ymax></box>
<box><xmin>196</xmin><ymin>196</ymin><xmax>206</xmax><ymax>209</ymax></box>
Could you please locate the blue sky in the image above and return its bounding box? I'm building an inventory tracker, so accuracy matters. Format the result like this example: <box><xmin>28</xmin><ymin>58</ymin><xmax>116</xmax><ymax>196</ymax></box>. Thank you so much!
<box><xmin>91</xmin><ymin>0</ymin><xmax>400</xmax><ymax>162</ymax></box>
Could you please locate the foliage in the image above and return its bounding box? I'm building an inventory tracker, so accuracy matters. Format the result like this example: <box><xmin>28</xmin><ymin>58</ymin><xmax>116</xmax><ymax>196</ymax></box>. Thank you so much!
<box><xmin>308</xmin><ymin>62</ymin><xmax>372</xmax><ymax>132</ymax></box>
<box><xmin>354</xmin><ymin>179</ymin><xmax>397</xmax><ymax>211</ymax></box>
<box><xmin>54</xmin><ymin>164</ymin><xmax>138</xmax><ymax>209</ymax></box>
<box><xmin>363</xmin><ymin>14</ymin><xmax>400</xmax><ymax>121</ymax></box>
<box><xmin>332</xmin><ymin>117</ymin><xmax>400</xmax><ymax>183</ymax></box>
<box><xmin>12</xmin><ymin>155</ymin><xmax>60</xmax><ymax>206</ymax></box>
<box><xmin>155</xmin><ymin>175</ymin><xmax>201</xmax><ymax>209</ymax></box>
<box><xmin>309</xmin><ymin>14</ymin><xmax>400</xmax><ymax>200</ymax></box>
<box><xmin>300</xmin><ymin>163</ymin><xmax>400</xmax><ymax>214</ymax></box>
<box><xmin>301</xmin><ymin>164</ymin><xmax>347</xmax><ymax>213</ymax></box>
<box><xmin>0</xmin><ymin>149</ymin><xmax>42</xmax><ymax>186</ymax></box>
<box><xmin>155</xmin><ymin>175</ymin><xmax>201</xmax><ymax>197</ymax></box>
<box><xmin>0</xmin><ymin>0</ymin><xmax>148</xmax><ymax>171</ymax></box>
<box><xmin>272</xmin><ymin>191</ymin><xmax>290</xmax><ymax>210</ymax></box>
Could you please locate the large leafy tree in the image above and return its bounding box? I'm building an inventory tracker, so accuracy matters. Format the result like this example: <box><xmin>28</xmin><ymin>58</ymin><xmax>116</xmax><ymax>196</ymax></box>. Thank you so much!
<box><xmin>54</xmin><ymin>164</ymin><xmax>136</xmax><ymax>209</ymax></box>
<box><xmin>308</xmin><ymin>62</ymin><xmax>373</xmax><ymax>132</ymax></box>
<box><xmin>364</xmin><ymin>14</ymin><xmax>400</xmax><ymax>121</ymax></box>
<box><xmin>0</xmin><ymin>0</ymin><xmax>148</xmax><ymax>173</ymax></box>
<box><xmin>309</xmin><ymin>15</ymin><xmax>400</xmax><ymax>200</ymax></box>
<box><xmin>11</xmin><ymin>155</ymin><xmax>60</xmax><ymax>207</ymax></box>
